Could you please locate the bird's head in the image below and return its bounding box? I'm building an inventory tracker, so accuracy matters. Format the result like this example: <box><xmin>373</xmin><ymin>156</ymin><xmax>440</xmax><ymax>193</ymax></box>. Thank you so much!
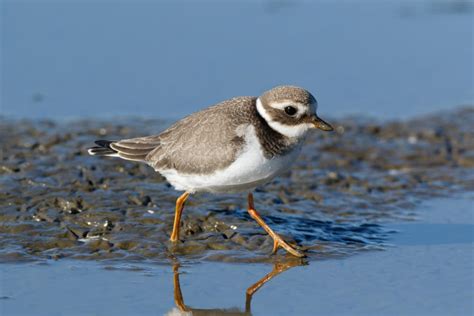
<box><xmin>256</xmin><ymin>85</ymin><xmax>333</xmax><ymax>138</ymax></box>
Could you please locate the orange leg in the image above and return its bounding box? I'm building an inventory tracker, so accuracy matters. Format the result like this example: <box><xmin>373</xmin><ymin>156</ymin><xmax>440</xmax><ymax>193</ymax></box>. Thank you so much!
<box><xmin>247</xmin><ymin>192</ymin><xmax>305</xmax><ymax>258</ymax></box>
<box><xmin>170</xmin><ymin>192</ymin><xmax>190</xmax><ymax>242</ymax></box>
<box><xmin>245</xmin><ymin>260</ymin><xmax>302</xmax><ymax>312</ymax></box>
<box><xmin>172</xmin><ymin>264</ymin><xmax>189</xmax><ymax>312</ymax></box>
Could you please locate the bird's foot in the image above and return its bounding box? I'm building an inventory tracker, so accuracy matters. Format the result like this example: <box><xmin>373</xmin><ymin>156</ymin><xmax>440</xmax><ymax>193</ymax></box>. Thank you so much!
<box><xmin>271</xmin><ymin>236</ymin><xmax>306</xmax><ymax>258</ymax></box>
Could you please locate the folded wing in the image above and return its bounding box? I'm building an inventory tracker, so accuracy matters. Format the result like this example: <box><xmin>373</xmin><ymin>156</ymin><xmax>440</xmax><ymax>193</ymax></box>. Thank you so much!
<box><xmin>88</xmin><ymin>96</ymin><xmax>257</xmax><ymax>173</ymax></box>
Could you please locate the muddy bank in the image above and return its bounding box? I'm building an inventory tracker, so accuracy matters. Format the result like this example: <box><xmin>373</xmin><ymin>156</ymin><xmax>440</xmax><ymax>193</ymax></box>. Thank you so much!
<box><xmin>1</xmin><ymin>107</ymin><xmax>473</xmax><ymax>263</ymax></box>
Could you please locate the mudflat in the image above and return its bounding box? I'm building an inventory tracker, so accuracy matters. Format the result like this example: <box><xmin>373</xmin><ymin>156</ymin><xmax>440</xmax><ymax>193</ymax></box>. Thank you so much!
<box><xmin>1</xmin><ymin>107</ymin><xmax>473</xmax><ymax>263</ymax></box>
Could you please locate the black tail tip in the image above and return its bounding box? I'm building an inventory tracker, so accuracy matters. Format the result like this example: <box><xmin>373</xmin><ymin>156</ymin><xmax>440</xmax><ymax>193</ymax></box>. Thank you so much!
<box><xmin>95</xmin><ymin>140</ymin><xmax>114</xmax><ymax>148</ymax></box>
<box><xmin>88</xmin><ymin>140</ymin><xmax>116</xmax><ymax>156</ymax></box>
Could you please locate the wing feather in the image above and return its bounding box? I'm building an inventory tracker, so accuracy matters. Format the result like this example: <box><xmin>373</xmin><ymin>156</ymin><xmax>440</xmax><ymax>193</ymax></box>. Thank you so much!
<box><xmin>88</xmin><ymin>96</ymin><xmax>257</xmax><ymax>171</ymax></box>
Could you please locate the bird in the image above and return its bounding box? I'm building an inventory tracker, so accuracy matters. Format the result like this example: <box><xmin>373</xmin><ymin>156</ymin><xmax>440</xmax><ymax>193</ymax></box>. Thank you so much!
<box><xmin>88</xmin><ymin>85</ymin><xmax>333</xmax><ymax>257</ymax></box>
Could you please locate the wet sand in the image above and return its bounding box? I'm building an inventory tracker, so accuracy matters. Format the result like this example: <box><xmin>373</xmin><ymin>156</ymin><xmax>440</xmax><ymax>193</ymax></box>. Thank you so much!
<box><xmin>1</xmin><ymin>196</ymin><xmax>472</xmax><ymax>315</ymax></box>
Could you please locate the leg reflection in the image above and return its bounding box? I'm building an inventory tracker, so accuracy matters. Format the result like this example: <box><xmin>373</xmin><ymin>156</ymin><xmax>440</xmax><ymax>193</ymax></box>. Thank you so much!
<box><xmin>245</xmin><ymin>261</ymin><xmax>302</xmax><ymax>313</ymax></box>
<box><xmin>172</xmin><ymin>259</ymin><xmax>305</xmax><ymax>315</ymax></box>
<box><xmin>173</xmin><ymin>264</ymin><xmax>190</xmax><ymax>312</ymax></box>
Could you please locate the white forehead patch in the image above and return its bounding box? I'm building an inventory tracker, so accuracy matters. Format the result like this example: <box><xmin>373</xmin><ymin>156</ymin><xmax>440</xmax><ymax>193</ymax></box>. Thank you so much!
<box><xmin>256</xmin><ymin>98</ymin><xmax>313</xmax><ymax>138</ymax></box>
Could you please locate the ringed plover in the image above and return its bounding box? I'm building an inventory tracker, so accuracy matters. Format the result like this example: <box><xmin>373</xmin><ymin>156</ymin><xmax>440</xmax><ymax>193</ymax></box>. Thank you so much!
<box><xmin>88</xmin><ymin>85</ymin><xmax>333</xmax><ymax>257</ymax></box>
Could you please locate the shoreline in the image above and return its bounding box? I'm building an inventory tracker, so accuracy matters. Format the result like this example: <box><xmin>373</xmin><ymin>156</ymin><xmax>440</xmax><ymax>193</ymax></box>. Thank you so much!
<box><xmin>1</xmin><ymin>107</ymin><xmax>473</xmax><ymax>264</ymax></box>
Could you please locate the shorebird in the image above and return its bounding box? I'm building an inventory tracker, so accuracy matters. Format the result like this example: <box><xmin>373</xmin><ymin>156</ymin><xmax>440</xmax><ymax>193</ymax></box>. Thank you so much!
<box><xmin>88</xmin><ymin>85</ymin><xmax>333</xmax><ymax>257</ymax></box>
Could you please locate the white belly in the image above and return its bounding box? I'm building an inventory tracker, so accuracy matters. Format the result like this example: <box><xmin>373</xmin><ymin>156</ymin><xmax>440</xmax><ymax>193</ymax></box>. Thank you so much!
<box><xmin>158</xmin><ymin>125</ymin><xmax>302</xmax><ymax>193</ymax></box>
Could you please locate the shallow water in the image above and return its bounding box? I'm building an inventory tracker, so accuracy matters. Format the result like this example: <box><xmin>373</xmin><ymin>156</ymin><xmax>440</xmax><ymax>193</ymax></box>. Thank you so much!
<box><xmin>3</xmin><ymin>1</ymin><xmax>473</xmax><ymax>120</ymax></box>
<box><xmin>1</xmin><ymin>196</ymin><xmax>472</xmax><ymax>316</ymax></box>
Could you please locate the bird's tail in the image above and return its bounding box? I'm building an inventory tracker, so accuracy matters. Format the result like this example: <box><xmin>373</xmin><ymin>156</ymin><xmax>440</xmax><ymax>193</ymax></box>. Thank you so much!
<box><xmin>88</xmin><ymin>139</ymin><xmax>158</xmax><ymax>162</ymax></box>
<box><xmin>88</xmin><ymin>140</ymin><xmax>119</xmax><ymax>157</ymax></box>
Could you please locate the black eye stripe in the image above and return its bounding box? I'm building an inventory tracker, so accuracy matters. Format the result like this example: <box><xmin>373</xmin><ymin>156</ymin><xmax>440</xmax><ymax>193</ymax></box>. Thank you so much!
<box><xmin>284</xmin><ymin>106</ymin><xmax>297</xmax><ymax>116</ymax></box>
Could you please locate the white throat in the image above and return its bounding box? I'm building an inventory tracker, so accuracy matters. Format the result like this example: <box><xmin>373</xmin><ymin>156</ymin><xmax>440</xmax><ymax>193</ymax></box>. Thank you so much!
<box><xmin>256</xmin><ymin>98</ymin><xmax>312</xmax><ymax>138</ymax></box>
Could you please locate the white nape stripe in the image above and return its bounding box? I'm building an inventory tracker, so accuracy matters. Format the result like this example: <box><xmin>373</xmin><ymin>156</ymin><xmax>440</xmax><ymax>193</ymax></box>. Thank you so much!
<box><xmin>256</xmin><ymin>98</ymin><xmax>312</xmax><ymax>138</ymax></box>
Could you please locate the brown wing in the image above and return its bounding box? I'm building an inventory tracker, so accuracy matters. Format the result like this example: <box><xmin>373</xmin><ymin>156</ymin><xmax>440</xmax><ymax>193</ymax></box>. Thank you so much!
<box><xmin>89</xmin><ymin>97</ymin><xmax>258</xmax><ymax>173</ymax></box>
<box><xmin>146</xmin><ymin>97</ymin><xmax>257</xmax><ymax>174</ymax></box>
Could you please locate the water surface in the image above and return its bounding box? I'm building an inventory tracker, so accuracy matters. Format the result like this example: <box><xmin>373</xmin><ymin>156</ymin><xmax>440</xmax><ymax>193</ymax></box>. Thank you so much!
<box><xmin>2</xmin><ymin>1</ymin><xmax>473</xmax><ymax>120</ymax></box>
<box><xmin>1</xmin><ymin>196</ymin><xmax>472</xmax><ymax>316</ymax></box>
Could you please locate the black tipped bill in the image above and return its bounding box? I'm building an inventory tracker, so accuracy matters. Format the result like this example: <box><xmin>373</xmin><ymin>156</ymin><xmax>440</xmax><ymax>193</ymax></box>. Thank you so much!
<box><xmin>313</xmin><ymin>116</ymin><xmax>333</xmax><ymax>131</ymax></box>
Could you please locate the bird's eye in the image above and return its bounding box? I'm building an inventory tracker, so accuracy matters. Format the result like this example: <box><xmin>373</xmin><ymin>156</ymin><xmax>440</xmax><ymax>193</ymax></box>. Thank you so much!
<box><xmin>284</xmin><ymin>106</ymin><xmax>297</xmax><ymax>116</ymax></box>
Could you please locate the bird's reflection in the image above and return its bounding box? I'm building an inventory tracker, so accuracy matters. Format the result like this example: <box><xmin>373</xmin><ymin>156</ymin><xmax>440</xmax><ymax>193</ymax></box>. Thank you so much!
<box><xmin>170</xmin><ymin>259</ymin><xmax>305</xmax><ymax>315</ymax></box>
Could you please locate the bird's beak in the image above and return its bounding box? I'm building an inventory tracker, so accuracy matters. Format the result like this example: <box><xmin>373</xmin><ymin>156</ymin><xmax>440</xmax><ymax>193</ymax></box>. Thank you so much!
<box><xmin>312</xmin><ymin>115</ymin><xmax>333</xmax><ymax>131</ymax></box>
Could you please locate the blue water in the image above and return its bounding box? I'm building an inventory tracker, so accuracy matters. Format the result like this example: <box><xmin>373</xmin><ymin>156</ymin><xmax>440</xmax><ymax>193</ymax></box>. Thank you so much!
<box><xmin>2</xmin><ymin>1</ymin><xmax>473</xmax><ymax>121</ymax></box>
<box><xmin>1</xmin><ymin>197</ymin><xmax>473</xmax><ymax>315</ymax></box>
